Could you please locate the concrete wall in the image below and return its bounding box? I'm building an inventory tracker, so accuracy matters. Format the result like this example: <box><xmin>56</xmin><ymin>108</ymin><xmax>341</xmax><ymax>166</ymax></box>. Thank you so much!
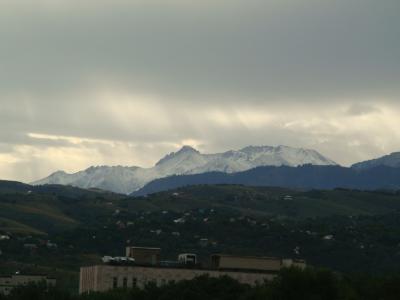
<box><xmin>213</xmin><ymin>255</ymin><xmax>282</xmax><ymax>271</ymax></box>
<box><xmin>126</xmin><ymin>247</ymin><xmax>161</xmax><ymax>265</ymax></box>
<box><xmin>80</xmin><ymin>265</ymin><xmax>275</xmax><ymax>294</ymax></box>
<box><xmin>0</xmin><ymin>275</ymin><xmax>55</xmax><ymax>295</ymax></box>
<box><xmin>282</xmin><ymin>259</ymin><xmax>306</xmax><ymax>269</ymax></box>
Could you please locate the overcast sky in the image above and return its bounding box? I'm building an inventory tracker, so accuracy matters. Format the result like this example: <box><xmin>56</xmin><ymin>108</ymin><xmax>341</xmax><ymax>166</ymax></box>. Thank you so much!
<box><xmin>1</xmin><ymin>0</ymin><xmax>400</xmax><ymax>182</ymax></box>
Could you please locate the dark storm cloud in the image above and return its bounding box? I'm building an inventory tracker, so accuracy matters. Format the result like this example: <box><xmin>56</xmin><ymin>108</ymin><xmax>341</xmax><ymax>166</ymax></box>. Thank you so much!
<box><xmin>346</xmin><ymin>104</ymin><xmax>381</xmax><ymax>116</ymax></box>
<box><xmin>0</xmin><ymin>0</ymin><xmax>400</xmax><ymax>181</ymax></box>
<box><xmin>1</xmin><ymin>0</ymin><xmax>399</xmax><ymax>101</ymax></box>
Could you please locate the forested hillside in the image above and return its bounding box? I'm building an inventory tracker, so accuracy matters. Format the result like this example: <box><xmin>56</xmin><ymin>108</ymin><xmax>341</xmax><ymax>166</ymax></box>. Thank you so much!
<box><xmin>2</xmin><ymin>181</ymin><xmax>400</xmax><ymax>292</ymax></box>
<box><xmin>134</xmin><ymin>165</ymin><xmax>400</xmax><ymax>195</ymax></box>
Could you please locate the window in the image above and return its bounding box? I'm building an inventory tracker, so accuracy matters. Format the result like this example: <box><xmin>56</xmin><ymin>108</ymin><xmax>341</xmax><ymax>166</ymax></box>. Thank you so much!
<box><xmin>132</xmin><ymin>277</ymin><xmax>137</xmax><ymax>287</ymax></box>
<box><xmin>123</xmin><ymin>277</ymin><xmax>127</xmax><ymax>289</ymax></box>
<box><xmin>112</xmin><ymin>277</ymin><xmax>118</xmax><ymax>289</ymax></box>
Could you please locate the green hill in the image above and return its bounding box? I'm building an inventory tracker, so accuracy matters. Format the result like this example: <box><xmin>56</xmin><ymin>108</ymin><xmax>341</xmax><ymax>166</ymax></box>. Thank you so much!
<box><xmin>2</xmin><ymin>181</ymin><xmax>400</xmax><ymax>291</ymax></box>
<box><xmin>1</xmin><ymin>181</ymin><xmax>400</xmax><ymax>236</ymax></box>
<box><xmin>0</xmin><ymin>181</ymin><xmax>126</xmax><ymax>235</ymax></box>
<box><xmin>129</xmin><ymin>185</ymin><xmax>400</xmax><ymax>218</ymax></box>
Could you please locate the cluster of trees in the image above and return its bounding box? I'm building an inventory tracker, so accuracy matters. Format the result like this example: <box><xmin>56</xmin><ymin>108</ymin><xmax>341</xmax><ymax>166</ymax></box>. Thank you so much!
<box><xmin>4</xmin><ymin>210</ymin><xmax>400</xmax><ymax>290</ymax></box>
<box><xmin>2</xmin><ymin>268</ymin><xmax>400</xmax><ymax>300</ymax></box>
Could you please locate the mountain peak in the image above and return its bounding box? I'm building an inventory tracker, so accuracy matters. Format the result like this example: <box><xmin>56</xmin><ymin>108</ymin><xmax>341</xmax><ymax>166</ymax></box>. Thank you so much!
<box><xmin>51</xmin><ymin>170</ymin><xmax>68</xmax><ymax>176</ymax></box>
<box><xmin>240</xmin><ymin>145</ymin><xmax>273</xmax><ymax>153</ymax></box>
<box><xmin>239</xmin><ymin>145</ymin><xmax>309</xmax><ymax>154</ymax></box>
<box><xmin>231</xmin><ymin>145</ymin><xmax>336</xmax><ymax>166</ymax></box>
<box><xmin>33</xmin><ymin>144</ymin><xmax>336</xmax><ymax>194</ymax></box>
<box><xmin>155</xmin><ymin>146</ymin><xmax>200</xmax><ymax>166</ymax></box>
<box><xmin>177</xmin><ymin>145</ymin><xmax>199</xmax><ymax>154</ymax></box>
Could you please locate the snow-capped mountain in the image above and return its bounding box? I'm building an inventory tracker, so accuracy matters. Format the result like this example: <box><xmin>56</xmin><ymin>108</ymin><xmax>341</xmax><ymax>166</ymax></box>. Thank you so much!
<box><xmin>32</xmin><ymin>145</ymin><xmax>337</xmax><ymax>194</ymax></box>
<box><xmin>352</xmin><ymin>152</ymin><xmax>400</xmax><ymax>170</ymax></box>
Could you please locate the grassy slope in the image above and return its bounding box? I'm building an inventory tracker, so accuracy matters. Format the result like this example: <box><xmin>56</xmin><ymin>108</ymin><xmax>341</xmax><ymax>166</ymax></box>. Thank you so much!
<box><xmin>0</xmin><ymin>217</ymin><xmax>46</xmax><ymax>235</ymax></box>
<box><xmin>0</xmin><ymin>182</ymin><xmax>124</xmax><ymax>235</ymax></box>
<box><xmin>128</xmin><ymin>185</ymin><xmax>400</xmax><ymax>218</ymax></box>
<box><xmin>1</xmin><ymin>182</ymin><xmax>400</xmax><ymax>235</ymax></box>
<box><xmin>1</xmin><ymin>182</ymin><xmax>400</xmax><ymax>292</ymax></box>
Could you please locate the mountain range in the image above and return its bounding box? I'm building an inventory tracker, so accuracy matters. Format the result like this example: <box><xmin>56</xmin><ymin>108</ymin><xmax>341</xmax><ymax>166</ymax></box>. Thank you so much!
<box><xmin>32</xmin><ymin>145</ymin><xmax>336</xmax><ymax>194</ymax></box>
<box><xmin>133</xmin><ymin>165</ymin><xmax>400</xmax><ymax>196</ymax></box>
<box><xmin>31</xmin><ymin>145</ymin><xmax>400</xmax><ymax>195</ymax></box>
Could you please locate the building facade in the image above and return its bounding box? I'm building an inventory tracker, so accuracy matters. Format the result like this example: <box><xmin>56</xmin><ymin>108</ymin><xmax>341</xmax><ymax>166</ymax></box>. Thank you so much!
<box><xmin>79</xmin><ymin>264</ymin><xmax>275</xmax><ymax>294</ymax></box>
<box><xmin>211</xmin><ymin>254</ymin><xmax>283</xmax><ymax>271</ymax></box>
<box><xmin>125</xmin><ymin>246</ymin><xmax>161</xmax><ymax>265</ymax></box>
<box><xmin>0</xmin><ymin>274</ymin><xmax>56</xmax><ymax>295</ymax></box>
<box><xmin>80</xmin><ymin>247</ymin><xmax>306</xmax><ymax>294</ymax></box>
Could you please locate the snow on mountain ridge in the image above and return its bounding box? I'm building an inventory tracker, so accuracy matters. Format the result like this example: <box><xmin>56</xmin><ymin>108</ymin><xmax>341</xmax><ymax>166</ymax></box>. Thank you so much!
<box><xmin>32</xmin><ymin>145</ymin><xmax>336</xmax><ymax>194</ymax></box>
<box><xmin>155</xmin><ymin>145</ymin><xmax>201</xmax><ymax>168</ymax></box>
<box><xmin>352</xmin><ymin>152</ymin><xmax>400</xmax><ymax>170</ymax></box>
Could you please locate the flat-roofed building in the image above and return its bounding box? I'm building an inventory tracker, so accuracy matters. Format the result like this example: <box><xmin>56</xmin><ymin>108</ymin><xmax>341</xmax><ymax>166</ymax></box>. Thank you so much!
<box><xmin>79</xmin><ymin>264</ymin><xmax>275</xmax><ymax>294</ymax></box>
<box><xmin>282</xmin><ymin>258</ymin><xmax>307</xmax><ymax>269</ymax></box>
<box><xmin>0</xmin><ymin>274</ymin><xmax>56</xmax><ymax>295</ymax></box>
<box><xmin>80</xmin><ymin>247</ymin><xmax>306</xmax><ymax>294</ymax></box>
<box><xmin>125</xmin><ymin>246</ymin><xmax>161</xmax><ymax>265</ymax></box>
<box><xmin>211</xmin><ymin>254</ymin><xmax>282</xmax><ymax>272</ymax></box>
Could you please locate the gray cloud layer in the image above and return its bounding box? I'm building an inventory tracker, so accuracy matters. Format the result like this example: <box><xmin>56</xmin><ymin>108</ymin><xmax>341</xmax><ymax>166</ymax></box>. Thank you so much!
<box><xmin>0</xmin><ymin>0</ymin><xmax>400</xmax><ymax>182</ymax></box>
